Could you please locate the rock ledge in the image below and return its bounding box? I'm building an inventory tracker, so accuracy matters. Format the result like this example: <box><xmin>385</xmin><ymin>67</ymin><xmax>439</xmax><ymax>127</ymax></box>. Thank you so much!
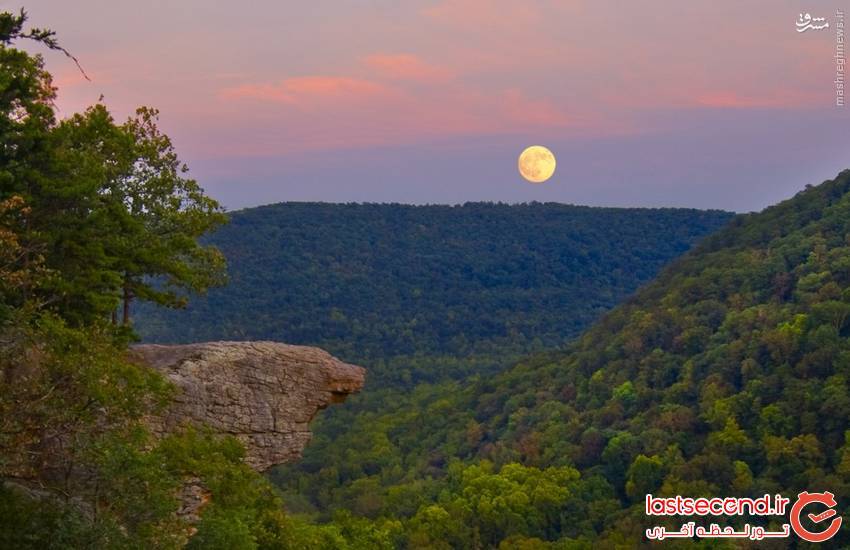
<box><xmin>130</xmin><ymin>341</ymin><xmax>365</xmax><ymax>472</ymax></box>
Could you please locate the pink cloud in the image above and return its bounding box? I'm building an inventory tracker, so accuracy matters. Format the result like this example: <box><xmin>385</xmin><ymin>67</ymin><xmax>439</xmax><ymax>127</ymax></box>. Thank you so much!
<box><xmin>363</xmin><ymin>53</ymin><xmax>451</xmax><ymax>82</ymax></box>
<box><xmin>498</xmin><ymin>88</ymin><xmax>570</xmax><ymax>126</ymax></box>
<box><xmin>599</xmin><ymin>75</ymin><xmax>827</xmax><ymax>111</ymax></box>
<box><xmin>221</xmin><ymin>76</ymin><xmax>390</xmax><ymax>105</ymax></box>
<box><xmin>380</xmin><ymin>87</ymin><xmax>573</xmax><ymax>137</ymax></box>
<box><xmin>214</xmin><ymin>72</ymin><xmax>577</xmax><ymax>155</ymax></box>
<box><xmin>695</xmin><ymin>91</ymin><xmax>823</xmax><ymax>109</ymax></box>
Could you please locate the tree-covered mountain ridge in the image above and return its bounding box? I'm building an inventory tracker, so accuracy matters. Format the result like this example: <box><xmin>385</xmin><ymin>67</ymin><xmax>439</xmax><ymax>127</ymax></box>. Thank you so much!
<box><xmin>460</xmin><ymin>169</ymin><xmax>850</xmax><ymax>540</ymax></box>
<box><xmin>137</xmin><ymin>201</ymin><xmax>733</xmax><ymax>384</ymax></box>
<box><xmin>268</xmin><ymin>172</ymin><xmax>850</xmax><ymax>547</ymax></box>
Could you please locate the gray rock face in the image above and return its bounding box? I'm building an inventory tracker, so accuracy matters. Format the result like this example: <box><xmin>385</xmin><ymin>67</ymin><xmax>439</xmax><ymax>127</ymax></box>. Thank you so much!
<box><xmin>129</xmin><ymin>341</ymin><xmax>365</xmax><ymax>472</ymax></box>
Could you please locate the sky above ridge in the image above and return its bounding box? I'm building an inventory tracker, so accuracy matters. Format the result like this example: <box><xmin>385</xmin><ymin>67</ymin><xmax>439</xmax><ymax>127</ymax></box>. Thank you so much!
<box><xmin>19</xmin><ymin>0</ymin><xmax>850</xmax><ymax>211</ymax></box>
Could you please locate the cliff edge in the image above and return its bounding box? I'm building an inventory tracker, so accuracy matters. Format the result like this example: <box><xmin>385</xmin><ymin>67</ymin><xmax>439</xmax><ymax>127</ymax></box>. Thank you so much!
<box><xmin>129</xmin><ymin>341</ymin><xmax>365</xmax><ymax>472</ymax></box>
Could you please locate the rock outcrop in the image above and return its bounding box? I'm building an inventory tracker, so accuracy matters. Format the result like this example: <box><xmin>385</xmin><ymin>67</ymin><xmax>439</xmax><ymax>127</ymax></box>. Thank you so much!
<box><xmin>129</xmin><ymin>341</ymin><xmax>365</xmax><ymax>472</ymax></box>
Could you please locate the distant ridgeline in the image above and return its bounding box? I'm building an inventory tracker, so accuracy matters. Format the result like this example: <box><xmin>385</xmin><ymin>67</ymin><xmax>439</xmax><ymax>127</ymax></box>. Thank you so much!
<box><xmin>136</xmin><ymin>202</ymin><xmax>732</xmax><ymax>383</ymax></box>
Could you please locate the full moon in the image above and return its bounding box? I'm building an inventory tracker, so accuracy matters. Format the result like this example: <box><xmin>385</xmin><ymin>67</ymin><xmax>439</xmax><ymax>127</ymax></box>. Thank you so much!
<box><xmin>518</xmin><ymin>145</ymin><xmax>556</xmax><ymax>183</ymax></box>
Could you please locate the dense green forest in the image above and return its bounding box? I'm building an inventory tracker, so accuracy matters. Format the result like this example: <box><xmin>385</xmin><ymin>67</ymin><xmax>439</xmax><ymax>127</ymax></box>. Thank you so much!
<box><xmin>136</xmin><ymin>170</ymin><xmax>850</xmax><ymax>545</ymax></box>
<box><xmin>137</xmin><ymin>202</ymin><xmax>732</xmax><ymax>384</ymax></box>
<box><xmin>272</xmin><ymin>171</ymin><xmax>850</xmax><ymax>546</ymax></box>
<box><xmin>134</xmin><ymin>202</ymin><xmax>737</xmax><ymax>548</ymax></box>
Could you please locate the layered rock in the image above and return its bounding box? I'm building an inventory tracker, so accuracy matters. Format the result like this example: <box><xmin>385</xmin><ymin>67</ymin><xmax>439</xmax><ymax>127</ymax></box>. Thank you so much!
<box><xmin>129</xmin><ymin>341</ymin><xmax>365</xmax><ymax>472</ymax></box>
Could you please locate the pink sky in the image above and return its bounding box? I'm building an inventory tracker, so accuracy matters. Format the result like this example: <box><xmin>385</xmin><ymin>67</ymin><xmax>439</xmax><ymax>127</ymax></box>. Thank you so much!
<box><xmin>24</xmin><ymin>0</ymin><xmax>850</xmax><ymax>211</ymax></box>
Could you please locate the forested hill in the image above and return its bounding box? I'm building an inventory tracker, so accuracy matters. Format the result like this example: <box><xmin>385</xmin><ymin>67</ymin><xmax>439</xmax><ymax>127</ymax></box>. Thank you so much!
<box><xmin>451</xmin><ymin>169</ymin><xmax>850</xmax><ymax>541</ymax></box>
<box><xmin>136</xmin><ymin>202</ymin><xmax>732</xmax><ymax>374</ymax></box>
<box><xmin>272</xmin><ymin>171</ymin><xmax>850</xmax><ymax>547</ymax></box>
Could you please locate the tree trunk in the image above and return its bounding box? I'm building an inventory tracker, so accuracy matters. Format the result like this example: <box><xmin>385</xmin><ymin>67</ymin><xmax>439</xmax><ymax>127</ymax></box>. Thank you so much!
<box><xmin>122</xmin><ymin>282</ymin><xmax>132</xmax><ymax>326</ymax></box>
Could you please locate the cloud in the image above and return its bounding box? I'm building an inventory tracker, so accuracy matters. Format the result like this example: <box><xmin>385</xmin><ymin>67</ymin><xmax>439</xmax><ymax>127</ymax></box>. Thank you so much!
<box><xmin>599</xmin><ymin>78</ymin><xmax>827</xmax><ymax>112</ymax></box>
<box><xmin>498</xmin><ymin>88</ymin><xmax>570</xmax><ymax>126</ymax></box>
<box><xmin>694</xmin><ymin>91</ymin><xmax>822</xmax><ymax>109</ymax></box>
<box><xmin>220</xmin><ymin>76</ymin><xmax>390</xmax><ymax>105</ymax></box>
<box><xmin>215</xmin><ymin>71</ymin><xmax>574</xmax><ymax>154</ymax></box>
<box><xmin>363</xmin><ymin>53</ymin><xmax>451</xmax><ymax>82</ymax></box>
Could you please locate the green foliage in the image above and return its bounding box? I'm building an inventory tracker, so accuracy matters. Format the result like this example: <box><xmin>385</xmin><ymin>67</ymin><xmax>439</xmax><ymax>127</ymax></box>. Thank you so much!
<box><xmin>137</xmin><ymin>200</ymin><xmax>731</xmax><ymax>546</ymax></box>
<box><xmin>0</xmin><ymin>311</ymin><xmax>172</xmax><ymax>481</ymax></box>
<box><xmin>403</xmin><ymin>462</ymin><xmax>580</xmax><ymax>548</ymax></box>
<box><xmin>2</xmin><ymin>420</ymin><xmax>403</xmax><ymax>549</ymax></box>
<box><xmin>0</xmin><ymin>16</ymin><xmax>226</xmax><ymax>325</ymax></box>
<box><xmin>446</xmin><ymin>170</ymin><xmax>850</xmax><ymax>541</ymax></box>
<box><xmin>268</xmin><ymin>171</ymin><xmax>850</xmax><ymax>546</ymax></box>
<box><xmin>34</xmin><ymin>103</ymin><xmax>226</xmax><ymax>325</ymax></box>
<box><xmin>137</xmin><ymin>202</ymin><xmax>732</xmax><ymax>382</ymax></box>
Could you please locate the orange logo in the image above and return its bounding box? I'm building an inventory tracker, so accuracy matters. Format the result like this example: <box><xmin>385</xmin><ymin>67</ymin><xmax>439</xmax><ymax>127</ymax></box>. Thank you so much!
<box><xmin>789</xmin><ymin>491</ymin><xmax>842</xmax><ymax>543</ymax></box>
